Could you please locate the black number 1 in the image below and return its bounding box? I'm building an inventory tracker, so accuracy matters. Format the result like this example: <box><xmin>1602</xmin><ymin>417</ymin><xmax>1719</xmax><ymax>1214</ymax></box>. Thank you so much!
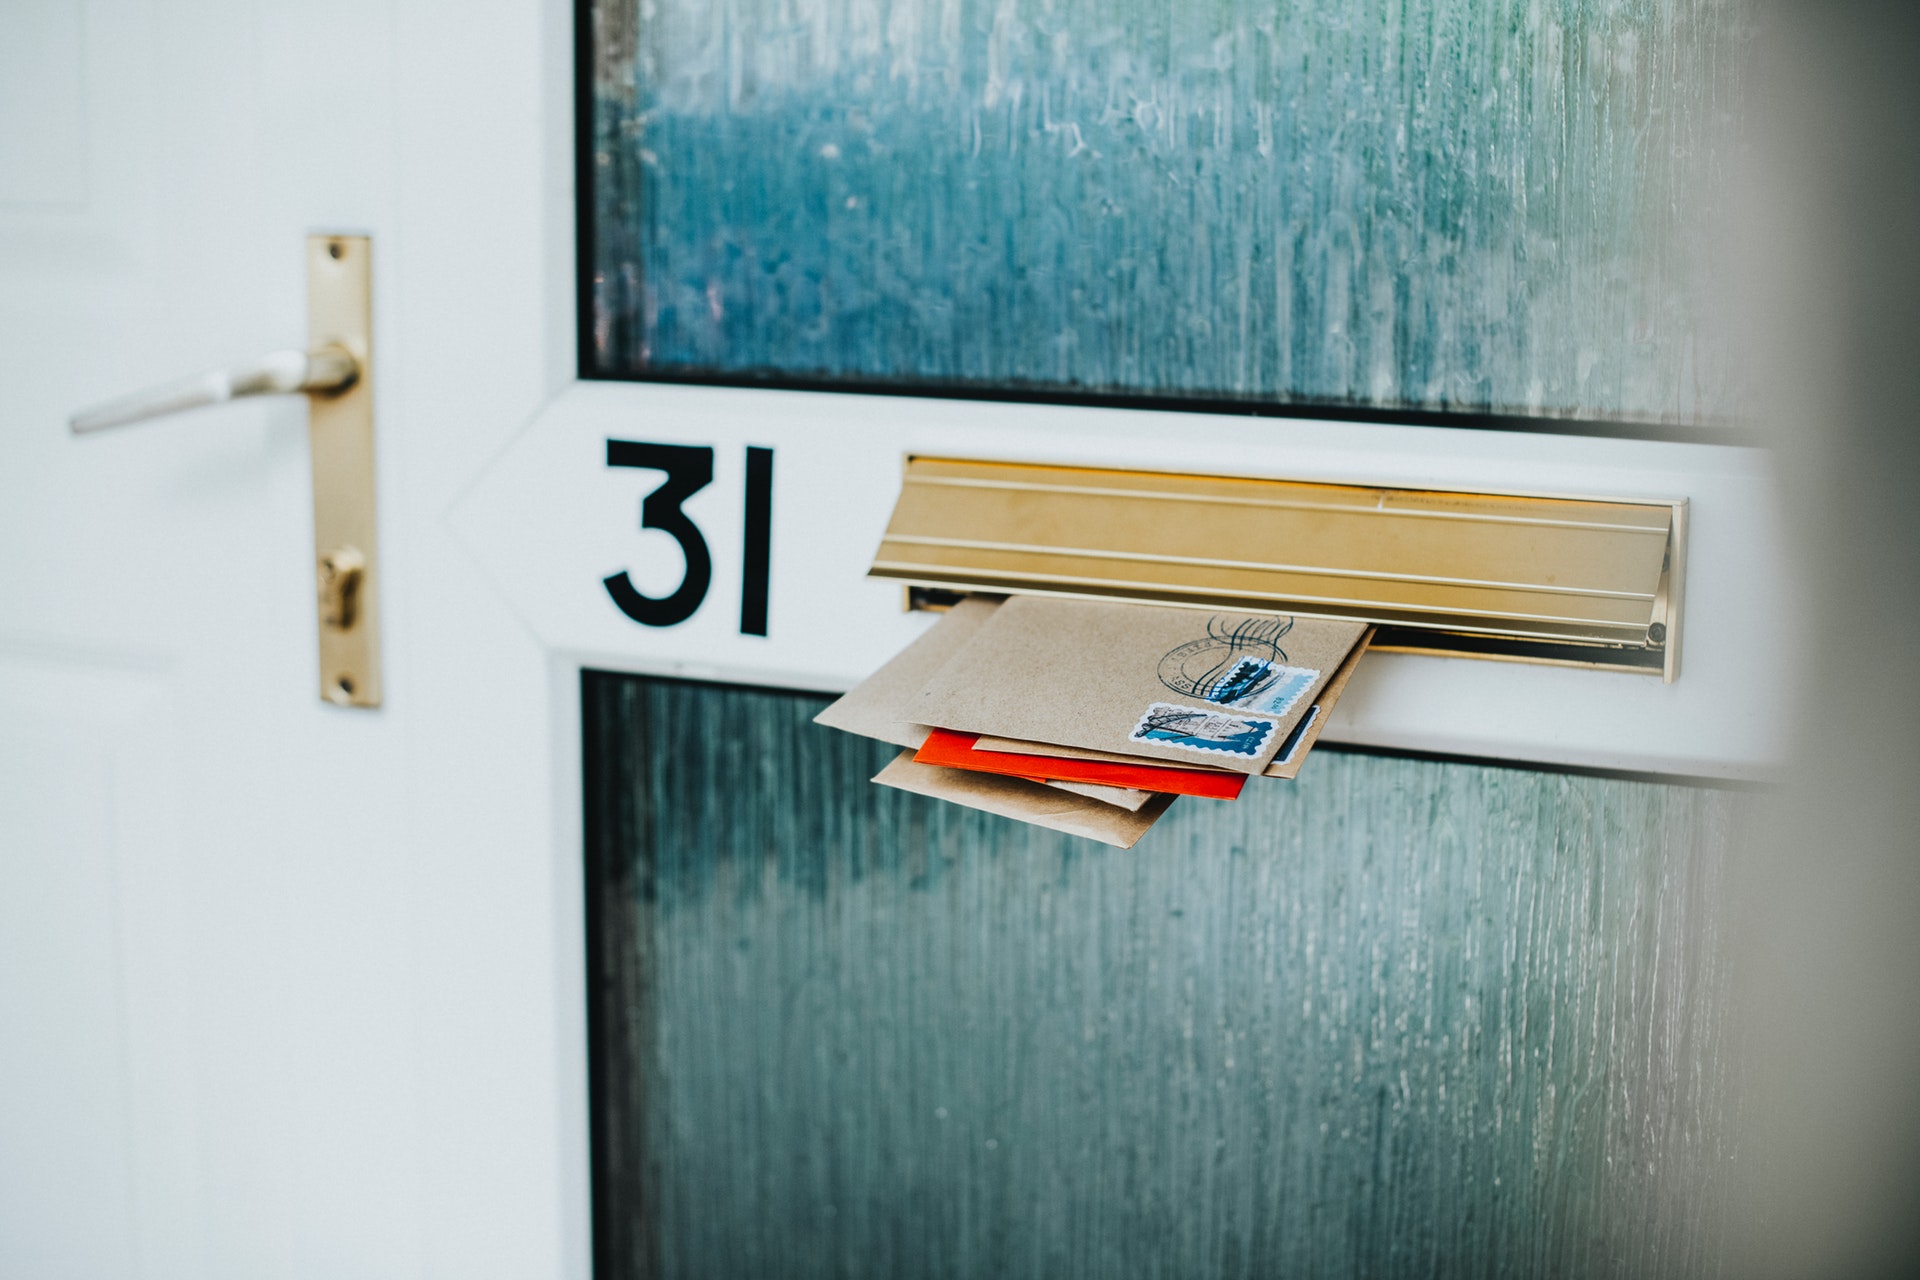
<box><xmin>604</xmin><ymin>440</ymin><xmax>774</xmax><ymax>636</ymax></box>
<box><xmin>739</xmin><ymin>446</ymin><xmax>773</xmax><ymax>637</ymax></box>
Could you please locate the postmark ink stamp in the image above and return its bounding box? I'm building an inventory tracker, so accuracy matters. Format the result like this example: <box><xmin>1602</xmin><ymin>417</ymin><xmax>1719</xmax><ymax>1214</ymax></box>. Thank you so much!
<box><xmin>1157</xmin><ymin>615</ymin><xmax>1319</xmax><ymax>717</ymax></box>
<box><xmin>1129</xmin><ymin>703</ymin><xmax>1278</xmax><ymax>759</ymax></box>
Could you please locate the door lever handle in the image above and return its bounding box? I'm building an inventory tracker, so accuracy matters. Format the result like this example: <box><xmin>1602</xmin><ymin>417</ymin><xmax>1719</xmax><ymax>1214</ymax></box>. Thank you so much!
<box><xmin>69</xmin><ymin>343</ymin><xmax>359</xmax><ymax>434</ymax></box>
<box><xmin>65</xmin><ymin>235</ymin><xmax>382</xmax><ymax>708</ymax></box>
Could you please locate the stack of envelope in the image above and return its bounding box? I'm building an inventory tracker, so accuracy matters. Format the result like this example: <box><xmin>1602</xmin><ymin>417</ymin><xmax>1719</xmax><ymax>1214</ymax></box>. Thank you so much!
<box><xmin>817</xmin><ymin>595</ymin><xmax>1373</xmax><ymax>847</ymax></box>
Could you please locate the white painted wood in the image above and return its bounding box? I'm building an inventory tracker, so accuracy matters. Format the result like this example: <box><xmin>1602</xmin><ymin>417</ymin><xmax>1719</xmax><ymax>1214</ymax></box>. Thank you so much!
<box><xmin>0</xmin><ymin>3</ymin><xmax>1786</xmax><ymax>1280</ymax></box>
<box><xmin>0</xmin><ymin>0</ymin><xmax>573</xmax><ymax>1276</ymax></box>
<box><xmin>0</xmin><ymin>1</ymin><xmax>88</xmax><ymax>204</ymax></box>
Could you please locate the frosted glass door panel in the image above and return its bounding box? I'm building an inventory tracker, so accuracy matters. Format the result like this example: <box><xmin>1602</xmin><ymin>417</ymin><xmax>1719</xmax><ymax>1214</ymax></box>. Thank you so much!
<box><xmin>584</xmin><ymin>676</ymin><xmax>1738</xmax><ymax>1279</ymax></box>
<box><xmin>585</xmin><ymin>0</ymin><xmax>1742</xmax><ymax>423</ymax></box>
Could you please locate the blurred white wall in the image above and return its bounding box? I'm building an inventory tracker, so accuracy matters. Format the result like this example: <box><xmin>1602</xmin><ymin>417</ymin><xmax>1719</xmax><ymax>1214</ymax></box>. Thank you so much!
<box><xmin>1734</xmin><ymin>4</ymin><xmax>1920</xmax><ymax>1276</ymax></box>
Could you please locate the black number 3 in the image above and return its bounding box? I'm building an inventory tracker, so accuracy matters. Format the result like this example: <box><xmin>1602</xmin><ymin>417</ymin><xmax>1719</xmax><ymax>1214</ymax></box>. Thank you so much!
<box><xmin>604</xmin><ymin>440</ymin><xmax>774</xmax><ymax>635</ymax></box>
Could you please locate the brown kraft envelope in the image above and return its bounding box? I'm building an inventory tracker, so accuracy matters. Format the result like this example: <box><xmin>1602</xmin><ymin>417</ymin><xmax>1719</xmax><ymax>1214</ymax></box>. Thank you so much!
<box><xmin>813</xmin><ymin>594</ymin><xmax>1003</xmax><ymax>749</ymax></box>
<box><xmin>910</xmin><ymin>597</ymin><xmax>1369</xmax><ymax>775</ymax></box>
<box><xmin>1259</xmin><ymin>626</ymin><xmax>1373</xmax><ymax>779</ymax></box>
<box><xmin>976</xmin><ymin>626</ymin><xmax>1374</xmax><ymax>780</ymax></box>
<box><xmin>815</xmin><ymin>595</ymin><xmax>1158</xmax><ymax>812</ymax></box>
<box><xmin>871</xmin><ymin>752</ymin><xmax>1175</xmax><ymax>848</ymax></box>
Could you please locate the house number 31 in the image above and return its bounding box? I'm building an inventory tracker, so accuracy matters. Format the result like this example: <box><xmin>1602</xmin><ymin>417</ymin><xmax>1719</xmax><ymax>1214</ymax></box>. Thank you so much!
<box><xmin>603</xmin><ymin>440</ymin><xmax>773</xmax><ymax>636</ymax></box>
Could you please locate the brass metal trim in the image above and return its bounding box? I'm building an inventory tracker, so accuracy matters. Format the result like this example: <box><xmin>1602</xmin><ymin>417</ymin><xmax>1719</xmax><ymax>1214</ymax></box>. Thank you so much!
<box><xmin>873</xmin><ymin>457</ymin><xmax>1686</xmax><ymax>680</ymax></box>
<box><xmin>877</xmin><ymin>535</ymin><xmax>1659</xmax><ymax>602</ymax></box>
<box><xmin>907</xmin><ymin>474</ymin><xmax>1673</xmax><ymax>534</ymax></box>
<box><xmin>307</xmin><ymin>235</ymin><xmax>381</xmax><ymax>707</ymax></box>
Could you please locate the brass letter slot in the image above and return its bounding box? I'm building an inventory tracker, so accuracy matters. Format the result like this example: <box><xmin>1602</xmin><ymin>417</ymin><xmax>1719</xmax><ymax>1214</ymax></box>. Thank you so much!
<box><xmin>870</xmin><ymin>457</ymin><xmax>1686</xmax><ymax>680</ymax></box>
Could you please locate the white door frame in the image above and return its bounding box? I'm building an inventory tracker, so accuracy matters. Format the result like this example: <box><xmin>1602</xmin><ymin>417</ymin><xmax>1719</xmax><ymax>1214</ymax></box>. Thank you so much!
<box><xmin>426</xmin><ymin>6</ymin><xmax>1784</xmax><ymax>1274</ymax></box>
<box><xmin>418</xmin><ymin>1</ymin><xmax>1788</xmax><ymax>1273</ymax></box>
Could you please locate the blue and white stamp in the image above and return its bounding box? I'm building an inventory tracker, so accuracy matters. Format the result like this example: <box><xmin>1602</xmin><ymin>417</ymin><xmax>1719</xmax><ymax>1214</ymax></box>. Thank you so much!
<box><xmin>1129</xmin><ymin>702</ymin><xmax>1278</xmax><ymax>759</ymax></box>
<box><xmin>1212</xmin><ymin>657</ymin><xmax>1319</xmax><ymax>718</ymax></box>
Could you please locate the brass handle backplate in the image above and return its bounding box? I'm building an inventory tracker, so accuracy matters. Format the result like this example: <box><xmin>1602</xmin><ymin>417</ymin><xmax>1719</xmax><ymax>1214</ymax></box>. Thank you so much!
<box><xmin>307</xmin><ymin>235</ymin><xmax>381</xmax><ymax>708</ymax></box>
<box><xmin>68</xmin><ymin>234</ymin><xmax>383</xmax><ymax>708</ymax></box>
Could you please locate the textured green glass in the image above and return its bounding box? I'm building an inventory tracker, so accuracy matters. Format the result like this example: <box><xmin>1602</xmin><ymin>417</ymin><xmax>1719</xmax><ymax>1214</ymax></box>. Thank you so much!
<box><xmin>586</xmin><ymin>0</ymin><xmax>1743</xmax><ymax>422</ymax></box>
<box><xmin>585</xmin><ymin>676</ymin><xmax>1739</xmax><ymax>1278</ymax></box>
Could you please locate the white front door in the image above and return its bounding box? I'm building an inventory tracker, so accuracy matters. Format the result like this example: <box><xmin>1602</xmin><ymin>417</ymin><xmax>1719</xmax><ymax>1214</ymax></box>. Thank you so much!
<box><xmin>0</xmin><ymin>2</ymin><xmax>579</xmax><ymax>1275</ymax></box>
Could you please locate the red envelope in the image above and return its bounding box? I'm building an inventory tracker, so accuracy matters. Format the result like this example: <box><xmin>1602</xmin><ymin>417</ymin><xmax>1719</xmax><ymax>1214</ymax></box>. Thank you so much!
<box><xmin>913</xmin><ymin>729</ymin><xmax>1246</xmax><ymax>800</ymax></box>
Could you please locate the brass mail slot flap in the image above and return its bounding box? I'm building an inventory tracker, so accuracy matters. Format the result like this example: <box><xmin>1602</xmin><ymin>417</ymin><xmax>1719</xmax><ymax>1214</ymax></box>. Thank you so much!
<box><xmin>870</xmin><ymin>458</ymin><xmax>1685</xmax><ymax>679</ymax></box>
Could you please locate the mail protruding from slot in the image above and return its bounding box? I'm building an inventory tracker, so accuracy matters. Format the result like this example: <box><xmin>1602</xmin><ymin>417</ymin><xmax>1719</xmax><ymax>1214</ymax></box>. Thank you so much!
<box><xmin>815</xmin><ymin>594</ymin><xmax>1372</xmax><ymax>846</ymax></box>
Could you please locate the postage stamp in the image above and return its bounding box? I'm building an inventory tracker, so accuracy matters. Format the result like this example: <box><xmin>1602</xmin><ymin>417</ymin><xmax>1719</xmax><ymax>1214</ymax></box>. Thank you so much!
<box><xmin>1203</xmin><ymin>657</ymin><xmax>1319</xmax><ymax>717</ymax></box>
<box><xmin>1129</xmin><ymin>702</ymin><xmax>1278</xmax><ymax>759</ymax></box>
